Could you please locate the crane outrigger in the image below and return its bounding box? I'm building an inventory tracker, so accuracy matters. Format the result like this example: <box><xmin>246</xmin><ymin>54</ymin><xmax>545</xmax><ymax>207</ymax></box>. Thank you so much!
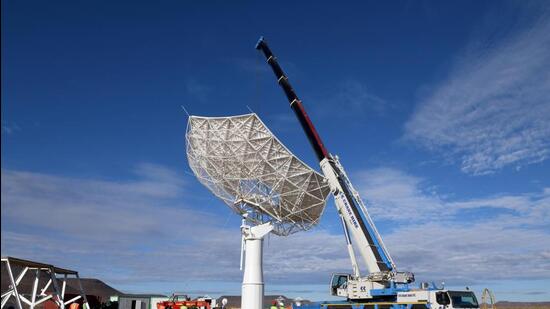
<box><xmin>255</xmin><ymin>37</ymin><xmax>480</xmax><ymax>309</ymax></box>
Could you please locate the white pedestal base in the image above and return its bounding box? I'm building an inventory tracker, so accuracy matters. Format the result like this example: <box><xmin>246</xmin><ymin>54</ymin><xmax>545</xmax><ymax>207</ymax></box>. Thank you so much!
<box><xmin>240</xmin><ymin>222</ymin><xmax>273</xmax><ymax>309</ymax></box>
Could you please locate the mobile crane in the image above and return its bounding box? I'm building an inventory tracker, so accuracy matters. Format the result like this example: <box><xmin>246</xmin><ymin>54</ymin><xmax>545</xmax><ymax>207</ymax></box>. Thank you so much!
<box><xmin>255</xmin><ymin>37</ymin><xmax>480</xmax><ymax>309</ymax></box>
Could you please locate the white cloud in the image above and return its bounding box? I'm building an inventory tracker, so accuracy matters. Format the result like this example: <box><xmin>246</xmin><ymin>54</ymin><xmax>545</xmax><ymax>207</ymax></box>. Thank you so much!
<box><xmin>356</xmin><ymin>168</ymin><xmax>445</xmax><ymax>221</ymax></box>
<box><xmin>359</xmin><ymin>167</ymin><xmax>550</xmax><ymax>223</ymax></box>
<box><xmin>0</xmin><ymin>165</ymin><xmax>350</xmax><ymax>290</ymax></box>
<box><xmin>2</xmin><ymin>165</ymin><xmax>549</xmax><ymax>294</ymax></box>
<box><xmin>405</xmin><ymin>10</ymin><xmax>550</xmax><ymax>174</ymax></box>
<box><xmin>386</xmin><ymin>224</ymin><xmax>550</xmax><ymax>284</ymax></box>
<box><xmin>356</xmin><ymin>167</ymin><xmax>550</xmax><ymax>283</ymax></box>
<box><xmin>264</xmin><ymin>231</ymin><xmax>350</xmax><ymax>282</ymax></box>
<box><xmin>1</xmin><ymin>164</ymin><xmax>190</xmax><ymax>243</ymax></box>
<box><xmin>1</xmin><ymin>121</ymin><xmax>21</xmax><ymax>135</ymax></box>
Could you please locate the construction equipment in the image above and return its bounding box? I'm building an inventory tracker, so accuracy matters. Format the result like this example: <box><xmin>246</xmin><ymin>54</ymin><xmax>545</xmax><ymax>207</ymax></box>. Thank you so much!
<box><xmin>255</xmin><ymin>37</ymin><xmax>480</xmax><ymax>309</ymax></box>
<box><xmin>1</xmin><ymin>256</ymin><xmax>90</xmax><ymax>309</ymax></box>
<box><xmin>156</xmin><ymin>294</ymin><xmax>214</xmax><ymax>309</ymax></box>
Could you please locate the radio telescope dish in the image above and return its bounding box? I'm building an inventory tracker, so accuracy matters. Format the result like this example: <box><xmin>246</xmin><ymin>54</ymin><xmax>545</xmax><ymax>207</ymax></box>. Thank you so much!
<box><xmin>186</xmin><ymin>113</ymin><xmax>330</xmax><ymax>236</ymax></box>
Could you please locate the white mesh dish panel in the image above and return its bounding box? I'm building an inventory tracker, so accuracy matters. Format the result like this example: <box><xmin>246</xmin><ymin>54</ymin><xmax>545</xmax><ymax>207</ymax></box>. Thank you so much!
<box><xmin>186</xmin><ymin>113</ymin><xmax>330</xmax><ymax>236</ymax></box>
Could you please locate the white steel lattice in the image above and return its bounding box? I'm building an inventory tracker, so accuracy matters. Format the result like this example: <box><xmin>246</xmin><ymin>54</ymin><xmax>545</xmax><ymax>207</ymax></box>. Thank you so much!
<box><xmin>186</xmin><ymin>113</ymin><xmax>330</xmax><ymax>236</ymax></box>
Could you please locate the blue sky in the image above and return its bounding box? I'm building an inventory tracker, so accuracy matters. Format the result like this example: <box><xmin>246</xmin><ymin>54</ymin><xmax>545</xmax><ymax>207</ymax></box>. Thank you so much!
<box><xmin>2</xmin><ymin>0</ymin><xmax>549</xmax><ymax>303</ymax></box>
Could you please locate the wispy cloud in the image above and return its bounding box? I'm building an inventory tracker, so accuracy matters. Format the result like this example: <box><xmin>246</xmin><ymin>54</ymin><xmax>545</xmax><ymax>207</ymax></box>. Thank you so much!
<box><xmin>313</xmin><ymin>80</ymin><xmax>388</xmax><ymax>119</ymax></box>
<box><xmin>185</xmin><ymin>79</ymin><xmax>211</xmax><ymax>102</ymax></box>
<box><xmin>334</xmin><ymin>80</ymin><xmax>388</xmax><ymax>115</ymax></box>
<box><xmin>1</xmin><ymin>164</ymin><xmax>188</xmax><ymax>243</ymax></box>
<box><xmin>404</xmin><ymin>8</ymin><xmax>550</xmax><ymax>175</ymax></box>
<box><xmin>0</xmin><ymin>165</ymin><xmax>350</xmax><ymax>292</ymax></box>
<box><xmin>264</xmin><ymin>113</ymin><xmax>299</xmax><ymax>132</ymax></box>
<box><xmin>386</xmin><ymin>223</ymin><xmax>550</xmax><ymax>284</ymax></box>
<box><xmin>233</xmin><ymin>57</ymin><xmax>271</xmax><ymax>74</ymax></box>
<box><xmin>356</xmin><ymin>167</ymin><xmax>550</xmax><ymax>283</ymax></box>
<box><xmin>2</xmin><ymin>165</ymin><xmax>549</xmax><ymax>295</ymax></box>
<box><xmin>2</xmin><ymin>121</ymin><xmax>21</xmax><ymax>135</ymax></box>
<box><xmin>358</xmin><ymin>168</ymin><xmax>550</xmax><ymax>225</ymax></box>
<box><xmin>357</xmin><ymin>168</ymin><xmax>445</xmax><ymax>222</ymax></box>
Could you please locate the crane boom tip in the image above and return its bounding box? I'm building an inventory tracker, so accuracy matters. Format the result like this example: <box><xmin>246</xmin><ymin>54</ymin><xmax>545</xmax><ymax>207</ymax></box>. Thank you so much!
<box><xmin>255</xmin><ymin>36</ymin><xmax>265</xmax><ymax>50</ymax></box>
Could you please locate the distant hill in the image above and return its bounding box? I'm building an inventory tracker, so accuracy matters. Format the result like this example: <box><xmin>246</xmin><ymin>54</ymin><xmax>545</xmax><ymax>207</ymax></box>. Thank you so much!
<box><xmin>495</xmin><ymin>301</ymin><xmax>550</xmax><ymax>309</ymax></box>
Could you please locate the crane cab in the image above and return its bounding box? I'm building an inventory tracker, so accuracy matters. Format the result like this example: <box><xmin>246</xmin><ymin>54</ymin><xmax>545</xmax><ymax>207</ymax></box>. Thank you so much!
<box><xmin>330</xmin><ymin>273</ymin><xmax>350</xmax><ymax>297</ymax></box>
<box><xmin>330</xmin><ymin>273</ymin><xmax>388</xmax><ymax>299</ymax></box>
<box><xmin>444</xmin><ymin>291</ymin><xmax>479</xmax><ymax>309</ymax></box>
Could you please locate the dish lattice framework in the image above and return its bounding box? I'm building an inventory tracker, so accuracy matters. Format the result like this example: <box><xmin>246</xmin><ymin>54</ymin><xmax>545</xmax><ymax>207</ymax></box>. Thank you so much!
<box><xmin>186</xmin><ymin>113</ymin><xmax>331</xmax><ymax>236</ymax></box>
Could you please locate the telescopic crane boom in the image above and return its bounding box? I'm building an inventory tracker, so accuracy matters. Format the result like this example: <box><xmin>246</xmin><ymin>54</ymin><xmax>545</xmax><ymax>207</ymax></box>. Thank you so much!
<box><xmin>255</xmin><ymin>36</ymin><xmax>414</xmax><ymax>300</ymax></box>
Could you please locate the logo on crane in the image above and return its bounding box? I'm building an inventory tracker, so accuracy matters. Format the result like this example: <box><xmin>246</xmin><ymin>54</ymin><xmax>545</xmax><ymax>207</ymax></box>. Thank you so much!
<box><xmin>337</xmin><ymin>193</ymin><xmax>359</xmax><ymax>229</ymax></box>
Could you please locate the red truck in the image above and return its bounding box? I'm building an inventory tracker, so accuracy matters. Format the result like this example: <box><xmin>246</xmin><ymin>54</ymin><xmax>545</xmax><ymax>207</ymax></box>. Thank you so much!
<box><xmin>157</xmin><ymin>294</ymin><xmax>213</xmax><ymax>309</ymax></box>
